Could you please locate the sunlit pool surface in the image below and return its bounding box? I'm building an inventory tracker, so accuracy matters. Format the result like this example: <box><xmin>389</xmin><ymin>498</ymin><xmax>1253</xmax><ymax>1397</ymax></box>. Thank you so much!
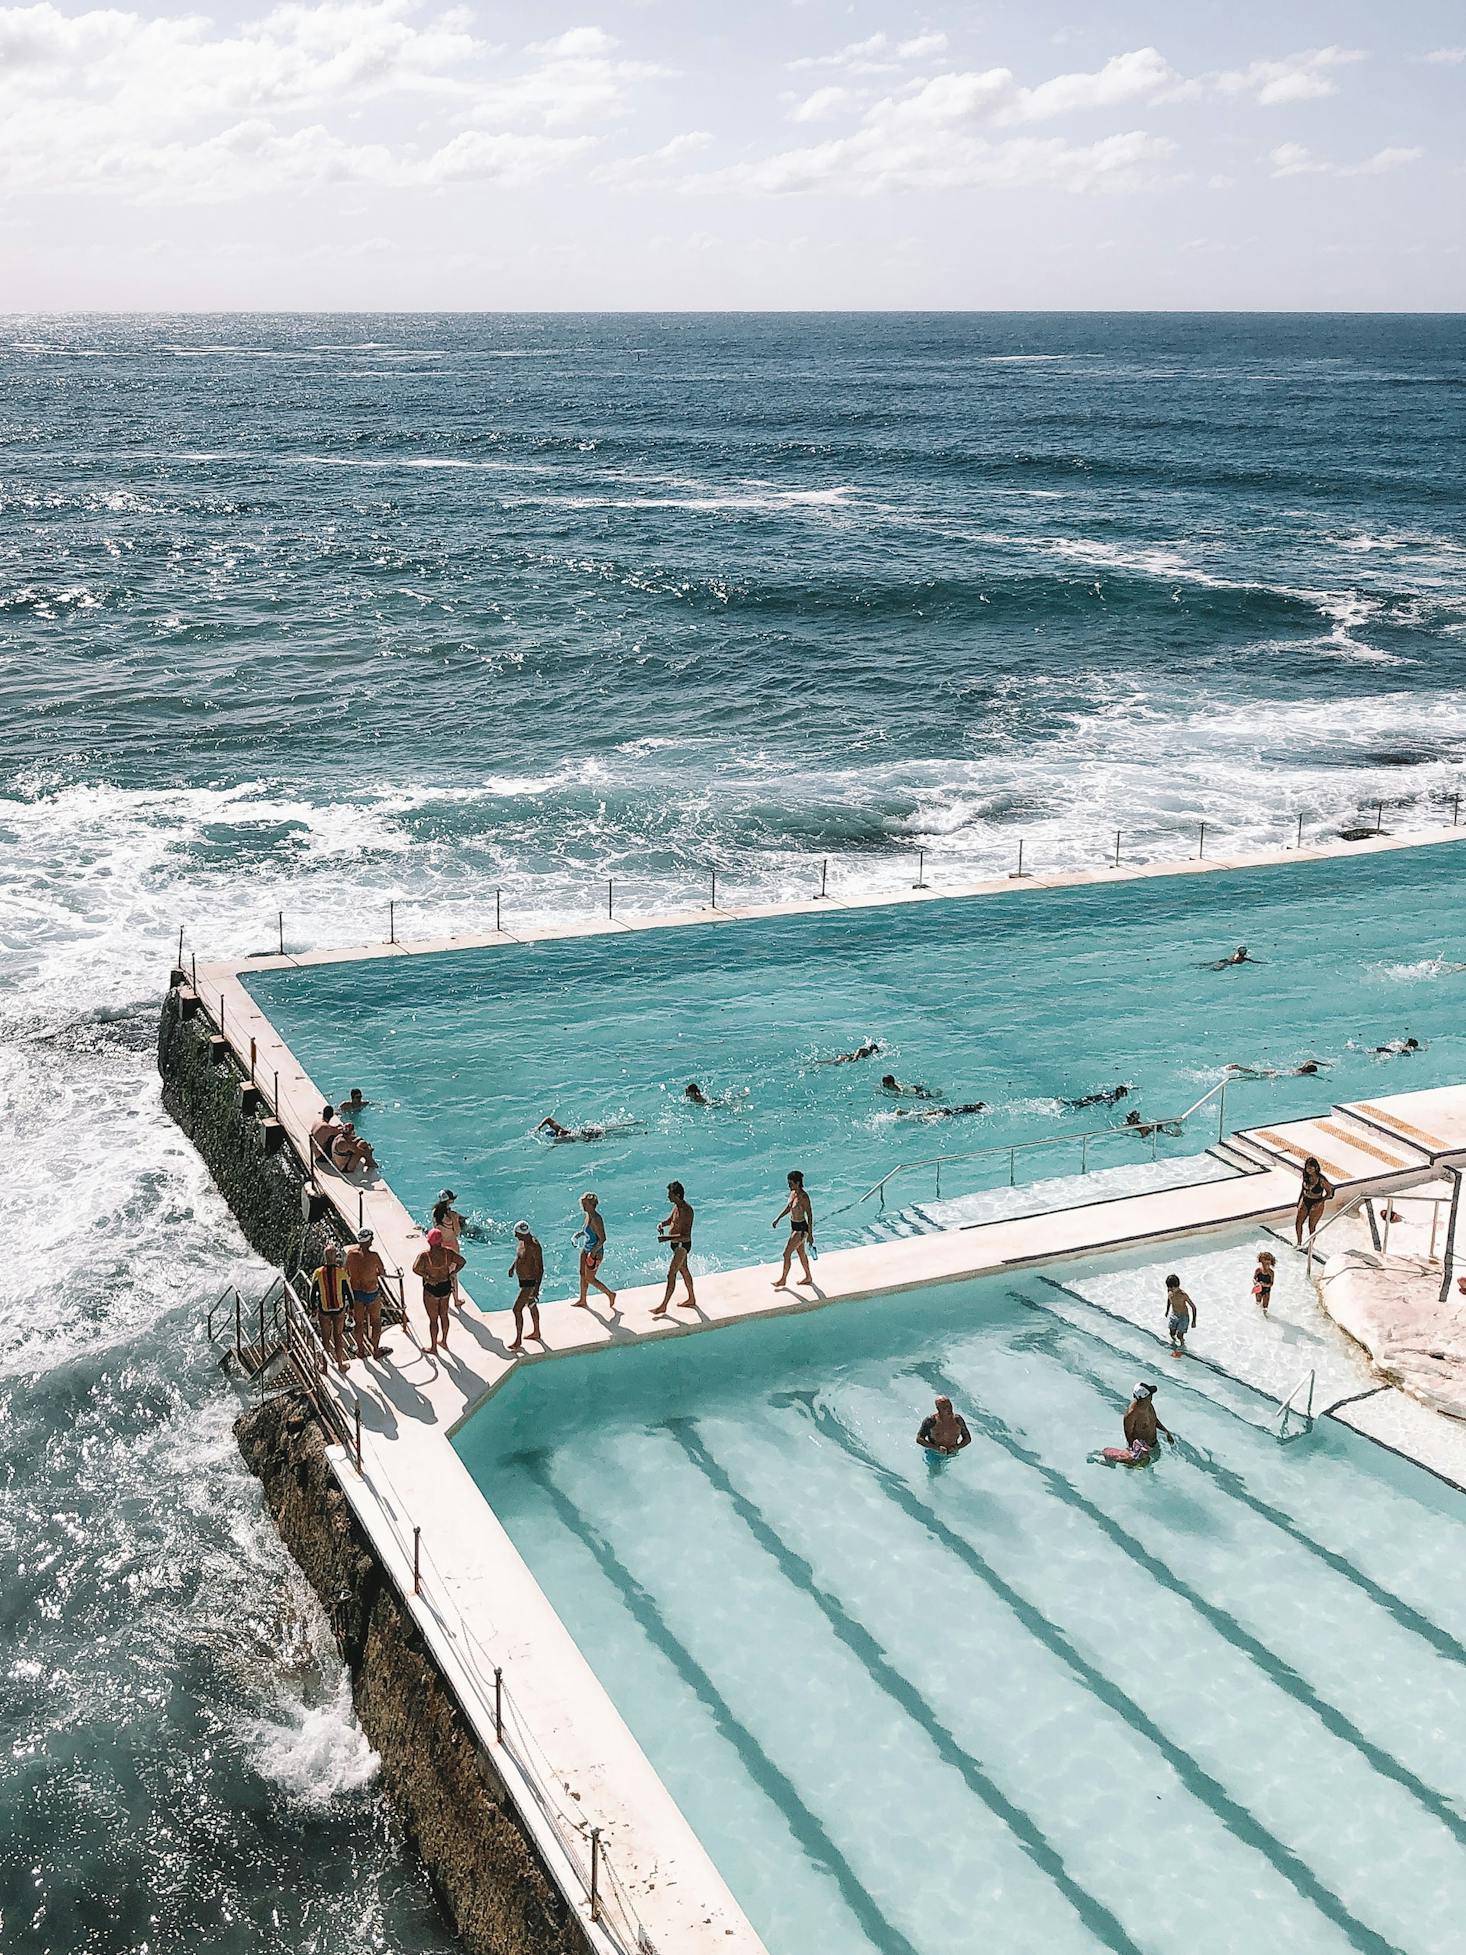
<box><xmin>243</xmin><ymin>844</ymin><xmax>1466</xmax><ymax>1292</ymax></box>
<box><xmin>456</xmin><ymin>1250</ymin><xmax>1466</xmax><ymax>1955</ymax></box>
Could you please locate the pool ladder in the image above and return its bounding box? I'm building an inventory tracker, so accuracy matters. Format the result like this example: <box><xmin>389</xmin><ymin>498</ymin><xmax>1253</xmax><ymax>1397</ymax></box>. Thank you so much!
<box><xmin>1275</xmin><ymin>1368</ymin><xmax>1316</xmax><ymax>1441</ymax></box>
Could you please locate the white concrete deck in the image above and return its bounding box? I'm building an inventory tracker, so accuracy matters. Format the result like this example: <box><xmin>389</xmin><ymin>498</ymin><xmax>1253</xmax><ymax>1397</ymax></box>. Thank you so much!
<box><xmin>177</xmin><ymin>821</ymin><xmax>1466</xmax><ymax>1955</ymax></box>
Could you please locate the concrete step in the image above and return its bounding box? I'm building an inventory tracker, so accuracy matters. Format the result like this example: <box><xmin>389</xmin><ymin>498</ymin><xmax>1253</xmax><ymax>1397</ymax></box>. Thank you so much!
<box><xmin>1238</xmin><ymin>1104</ymin><xmax>1433</xmax><ymax>1190</ymax></box>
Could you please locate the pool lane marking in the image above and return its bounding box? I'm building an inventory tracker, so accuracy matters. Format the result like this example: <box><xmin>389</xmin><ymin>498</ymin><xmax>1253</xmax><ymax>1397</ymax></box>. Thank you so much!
<box><xmin>518</xmin><ymin>1457</ymin><xmax>927</xmax><ymax>1955</ymax></box>
<box><xmin>666</xmin><ymin>1422</ymin><xmax>1147</xmax><ymax>1955</ymax></box>
<box><xmin>1351</xmin><ymin>1103</ymin><xmax>1450</xmax><ymax>1155</ymax></box>
<box><xmin>1313</xmin><ymin>1119</ymin><xmax>1420</xmax><ymax>1171</ymax></box>
<box><xmin>776</xmin><ymin>1396</ymin><xmax>1407</xmax><ymax>1955</ymax></box>
<box><xmin>1018</xmin><ymin>1282</ymin><xmax>1466</xmax><ymax>1664</ymax></box>
<box><xmin>1247</xmin><ymin>1130</ymin><xmax>1352</xmax><ymax>1182</ymax></box>
<box><xmin>908</xmin><ymin>1359</ymin><xmax>1466</xmax><ymax>1852</ymax></box>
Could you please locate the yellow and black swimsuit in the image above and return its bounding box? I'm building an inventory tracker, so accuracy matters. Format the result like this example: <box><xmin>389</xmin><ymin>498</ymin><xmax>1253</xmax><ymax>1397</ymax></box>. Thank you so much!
<box><xmin>311</xmin><ymin>1263</ymin><xmax>348</xmax><ymax>1315</ymax></box>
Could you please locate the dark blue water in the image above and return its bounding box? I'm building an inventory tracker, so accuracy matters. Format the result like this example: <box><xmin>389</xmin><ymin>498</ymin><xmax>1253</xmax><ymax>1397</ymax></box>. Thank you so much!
<box><xmin>2</xmin><ymin>313</ymin><xmax>1464</xmax><ymax>1955</ymax></box>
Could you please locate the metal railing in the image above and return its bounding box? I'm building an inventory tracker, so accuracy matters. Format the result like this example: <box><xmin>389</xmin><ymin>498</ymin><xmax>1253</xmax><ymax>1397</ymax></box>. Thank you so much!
<box><xmin>211</xmin><ymin>1273</ymin><xmax>654</xmax><ymax>1953</ymax></box>
<box><xmin>1276</xmin><ymin>1368</ymin><xmax>1316</xmax><ymax>1439</ymax></box>
<box><xmin>1304</xmin><ymin>1189</ymin><xmax>1452</xmax><ymax>1272</ymax></box>
<box><xmin>849</xmin><ymin>1077</ymin><xmax>1230</xmax><ymax>1217</ymax></box>
<box><xmin>177</xmin><ymin>795</ymin><xmax>1464</xmax><ymax>971</ymax></box>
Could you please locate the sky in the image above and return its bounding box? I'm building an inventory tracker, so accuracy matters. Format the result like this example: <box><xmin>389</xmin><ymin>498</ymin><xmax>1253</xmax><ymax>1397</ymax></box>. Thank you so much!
<box><xmin>2</xmin><ymin>0</ymin><xmax>1463</xmax><ymax>310</ymax></box>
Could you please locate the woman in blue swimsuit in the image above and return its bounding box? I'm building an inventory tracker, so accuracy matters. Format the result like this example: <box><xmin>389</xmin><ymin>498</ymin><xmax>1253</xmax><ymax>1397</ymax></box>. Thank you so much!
<box><xmin>573</xmin><ymin>1193</ymin><xmax>617</xmax><ymax>1312</ymax></box>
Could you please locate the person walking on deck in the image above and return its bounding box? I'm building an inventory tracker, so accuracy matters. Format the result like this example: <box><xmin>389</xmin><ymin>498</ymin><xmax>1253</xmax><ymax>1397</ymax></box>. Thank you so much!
<box><xmin>1294</xmin><ymin>1156</ymin><xmax>1334</xmax><ymax>1245</ymax></box>
<box><xmin>573</xmin><ymin>1193</ymin><xmax>616</xmax><ymax>1311</ymax></box>
<box><xmin>414</xmin><ymin>1227</ymin><xmax>464</xmax><ymax>1357</ymax></box>
<box><xmin>773</xmin><ymin>1170</ymin><xmax>815</xmax><ymax>1289</ymax></box>
<box><xmin>508</xmin><ymin>1221</ymin><xmax>544</xmax><ymax>1351</ymax></box>
<box><xmin>309</xmin><ymin>1241</ymin><xmax>350</xmax><ymax>1372</ymax></box>
<box><xmin>432</xmin><ymin>1190</ymin><xmax>466</xmax><ymax>1302</ymax></box>
<box><xmin>652</xmin><ymin>1182</ymin><xmax>697</xmax><ymax>1317</ymax></box>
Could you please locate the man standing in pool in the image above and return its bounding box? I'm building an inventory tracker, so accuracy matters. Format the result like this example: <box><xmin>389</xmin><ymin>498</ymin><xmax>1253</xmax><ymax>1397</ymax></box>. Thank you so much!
<box><xmin>652</xmin><ymin>1182</ymin><xmax>697</xmax><ymax>1317</ymax></box>
<box><xmin>507</xmin><ymin>1220</ymin><xmax>544</xmax><ymax>1352</ymax></box>
<box><xmin>1107</xmin><ymin>1382</ymin><xmax>1174</xmax><ymax>1463</ymax></box>
<box><xmin>772</xmin><ymin>1170</ymin><xmax>815</xmax><ymax>1289</ymax></box>
<box><xmin>917</xmin><ymin>1395</ymin><xmax>972</xmax><ymax>1456</ymax></box>
<box><xmin>1164</xmin><ymin>1273</ymin><xmax>1197</xmax><ymax>1357</ymax></box>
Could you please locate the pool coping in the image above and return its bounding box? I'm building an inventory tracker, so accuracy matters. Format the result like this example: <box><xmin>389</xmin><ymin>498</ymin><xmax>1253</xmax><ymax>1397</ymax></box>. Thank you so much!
<box><xmin>178</xmin><ymin>821</ymin><xmax>1466</xmax><ymax>1955</ymax></box>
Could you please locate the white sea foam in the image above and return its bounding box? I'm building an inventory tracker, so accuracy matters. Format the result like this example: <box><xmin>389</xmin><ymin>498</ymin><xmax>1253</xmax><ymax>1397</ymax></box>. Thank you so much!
<box><xmin>246</xmin><ymin>1673</ymin><xmax>381</xmax><ymax>1805</ymax></box>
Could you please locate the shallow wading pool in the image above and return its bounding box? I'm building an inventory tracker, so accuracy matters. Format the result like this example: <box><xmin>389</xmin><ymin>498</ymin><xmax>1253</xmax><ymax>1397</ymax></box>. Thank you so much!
<box><xmin>242</xmin><ymin>843</ymin><xmax>1466</xmax><ymax>1292</ymax></box>
<box><xmin>455</xmin><ymin>1257</ymin><xmax>1466</xmax><ymax>1955</ymax></box>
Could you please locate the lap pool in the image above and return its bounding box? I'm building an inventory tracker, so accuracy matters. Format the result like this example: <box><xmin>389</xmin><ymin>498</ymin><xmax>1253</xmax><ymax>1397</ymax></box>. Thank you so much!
<box><xmin>455</xmin><ymin>1256</ymin><xmax>1466</xmax><ymax>1955</ymax></box>
<box><xmin>242</xmin><ymin>842</ymin><xmax>1466</xmax><ymax>1292</ymax></box>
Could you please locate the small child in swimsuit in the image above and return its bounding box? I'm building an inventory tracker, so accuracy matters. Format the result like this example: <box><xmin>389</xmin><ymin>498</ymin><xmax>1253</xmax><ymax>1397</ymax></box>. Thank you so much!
<box><xmin>1164</xmin><ymin>1274</ymin><xmax>1197</xmax><ymax>1357</ymax></box>
<box><xmin>1252</xmin><ymin>1250</ymin><xmax>1276</xmax><ymax>1313</ymax></box>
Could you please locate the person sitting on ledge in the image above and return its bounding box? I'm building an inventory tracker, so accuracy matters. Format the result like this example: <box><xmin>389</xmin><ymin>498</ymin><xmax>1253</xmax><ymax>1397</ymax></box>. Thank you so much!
<box><xmin>917</xmin><ymin>1395</ymin><xmax>971</xmax><ymax>1457</ymax></box>
<box><xmin>881</xmin><ymin>1073</ymin><xmax>938</xmax><ymax>1098</ymax></box>
<box><xmin>817</xmin><ymin>1039</ymin><xmax>881</xmax><ymax>1066</ymax></box>
<box><xmin>331</xmin><ymin>1121</ymin><xmax>377</xmax><ymax>1175</ymax></box>
<box><xmin>310</xmin><ymin>1104</ymin><xmax>341</xmax><ymax>1166</ymax></box>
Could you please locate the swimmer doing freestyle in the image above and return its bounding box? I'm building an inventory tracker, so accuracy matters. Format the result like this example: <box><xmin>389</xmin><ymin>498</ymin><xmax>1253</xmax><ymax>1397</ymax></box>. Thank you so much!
<box><xmin>818</xmin><ymin>1039</ymin><xmax>882</xmax><ymax>1066</ymax></box>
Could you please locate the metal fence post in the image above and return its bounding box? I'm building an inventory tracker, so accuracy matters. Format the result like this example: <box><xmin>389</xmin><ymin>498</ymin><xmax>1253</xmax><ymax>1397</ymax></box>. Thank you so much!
<box><xmin>191</xmin><ymin>950</ymin><xmax>198</xmax><ymax>991</ymax></box>
<box><xmin>710</xmin><ymin>866</ymin><xmax>718</xmax><ymax>910</ymax></box>
<box><xmin>607</xmin><ymin>877</ymin><xmax>613</xmax><ymax>919</ymax></box>
<box><xmin>358</xmin><ymin>1190</ymin><xmax>365</xmax><ymax>1230</ymax></box>
<box><xmin>257</xmin><ymin>1290</ymin><xmax>266</xmax><ymax>1403</ymax></box>
<box><xmin>273</xmin><ymin>1067</ymin><xmax>280</xmax><ymax>1112</ymax></box>
<box><xmin>354</xmin><ymin>1400</ymin><xmax>362</xmax><ymax>1471</ymax></box>
<box><xmin>389</xmin><ymin>900</ymin><xmax>396</xmax><ymax>944</ymax></box>
<box><xmin>177</xmin><ymin>924</ymin><xmax>185</xmax><ymax>967</ymax></box>
<box><xmin>494</xmin><ymin>1667</ymin><xmax>504</xmax><ymax>1742</ymax></box>
<box><xmin>914</xmin><ymin>848</ymin><xmax>926</xmax><ymax>889</ymax></box>
<box><xmin>1081</xmin><ymin>1133</ymin><xmax>1088</xmax><ymax>1174</ymax></box>
<box><xmin>1454</xmin><ymin>793</ymin><xmax>1461</xmax><ymax>828</ymax></box>
<box><xmin>1016</xmin><ymin>840</ymin><xmax>1025</xmax><ymax>878</ymax></box>
<box><xmin>413</xmin><ymin>1526</ymin><xmax>422</xmax><ymax>1596</ymax></box>
<box><xmin>234</xmin><ymin>1288</ymin><xmax>243</xmax><ymax>1363</ymax></box>
<box><xmin>1198</xmin><ymin>821</ymin><xmax>1206</xmax><ymax>861</ymax></box>
<box><xmin>249</xmin><ymin>1037</ymin><xmax>256</xmax><ymax>1083</ymax></box>
<box><xmin>1113</xmin><ymin>830</ymin><xmax>1121</xmax><ymax>869</ymax></box>
<box><xmin>818</xmin><ymin>858</ymin><xmax>828</xmax><ymax>899</ymax></box>
<box><xmin>1296</xmin><ymin>812</ymin><xmax>1304</xmax><ymax>849</ymax></box>
<box><xmin>1375</xmin><ymin>800</ymin><xmax>1384</xmax><ymax>833</ymax></box>
<box><xmin>495</xmin><ymin>888</ymin><xmax>501</xmax><ymax>933</ymax></box>
<box><xmin>277</xmin><ymin>910</ymin><xmax>284</xmax><ymax>955</ymax></box>
<box><xmin>590</xmin><ymin>1827</ymin><xmax>602</xmax><ymax>1922</ymax></box>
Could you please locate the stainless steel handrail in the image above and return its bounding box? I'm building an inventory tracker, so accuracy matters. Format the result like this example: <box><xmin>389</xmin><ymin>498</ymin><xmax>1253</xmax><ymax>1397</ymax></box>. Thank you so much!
<box><xmin>853</xmin><ymin>1076</ymin><xmax>1230</xmax><ymax>1214</ymax></box>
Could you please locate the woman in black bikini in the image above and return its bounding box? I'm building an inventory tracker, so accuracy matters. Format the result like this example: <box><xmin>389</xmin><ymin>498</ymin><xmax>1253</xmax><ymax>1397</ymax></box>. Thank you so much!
<box><xmin>414</xmin><ymin>1226</ymin><xmax>464</xmax><ymax>1355</ymax></box>
<box><xmin>652</xmin><ymin>1182</ymin><xmax>697</xmax><ymax>1317</ymax></box>
<box><xmin>1295</xmin><ymin>1156</ymin><xmax>1334</xmax><ymax>1246</ymax></box>
<box><xmin>773</xmin><ymin>1169</ymin><xmax>815</xmax><ymax>1289</ymax></box>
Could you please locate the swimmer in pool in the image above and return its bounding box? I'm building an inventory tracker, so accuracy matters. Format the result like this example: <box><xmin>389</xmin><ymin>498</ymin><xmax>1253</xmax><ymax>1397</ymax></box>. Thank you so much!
<box><xmin>895</xmin><ymin>1101</ymin><xmax>990</xmax><ymax>1120</ymax></box>
<box><xmin>1207</xmin><ymin>945</ymin><xmax>1262</xmax><ymax>970</ymax></box>
<box><xmin>536</xmin><ymin>1115</ymin><xmax>640</xmax><ymax>1143</ymax></box>
<box><xmin>881</xmin><ymin>1074</ymin><xmax>939</xmax><ymax>1099</ymax></box>
<box><xmin>917</xmin><ymin>1395</ymin><xmax>971</xmax><ymax>1457</ymax></box>
<box><xmin>1374</xmin><ymin>1036</ymin><xmax>1424</xmax><ymax>1057</ymax></box>
<box><xmin>684</xmin><ymin>1081</ymin><xmax>743</xmax><ymax>1109</ymax></box>
<box><xmin>1225</xmin><ymin>1059</ymin><xmax>1330</xmax><ymax>1079</ymax></box>
<box><xmin>817</xmin><ymin>1039</ymin><xmax>882</xmax><ymax>1066</ymax></box>
<box><xmin>1059</xmin><ymin>1084</ymin><xmax>1131</xmax><ymax>1110</ymax></box>
<box><xmin>1164</xmin><ymin>1273</ymin><xmax>1197</xmax><ymax>1357</ymax></box>
<box><xmin>1124</xmin><ymin>1109</ymin><xmax>1182</xmax><ymax>1139</ymax></box>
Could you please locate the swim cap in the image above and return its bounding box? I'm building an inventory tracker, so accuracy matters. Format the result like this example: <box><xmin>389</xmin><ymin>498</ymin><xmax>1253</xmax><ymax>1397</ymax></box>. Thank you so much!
<box><xmin>513</xmin><ymin>1219</ymin><xmax>532</xmax><ymax>1237</ymax></box>
<box><xmin>426</xmin><ymin>1227</ymin><xmax>443</xmax><ymax>1248</ymax></box>
<box><xmin>1133</xmin><ymin>1382</ymin><xmax>1155</xmax><ymax>1400</ymax></box>
<box><xmin>438</xmin><ymin>1188</ymin><xmax>456</xmax><ymax>1201</ymax></box>
<box><xmin>357</xmin><ymin>1228</ymin><xmax>374</xmax><ymax>1245</ymax></box>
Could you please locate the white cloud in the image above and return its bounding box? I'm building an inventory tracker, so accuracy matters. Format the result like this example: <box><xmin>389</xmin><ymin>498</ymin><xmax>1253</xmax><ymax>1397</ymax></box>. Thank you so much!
<box><xmin>700</xmin><ymin>127</ymin><xmax>1175</xmax><ymax>197</ymax></box>
<box><xmin>593</xmin><ymin>128</ymin><xmax>712</xmax><ymax>188</ymax></box>
<box><xmin>1217</xmin><ymin>46</ymin><xmax>1366</xmax><ymax>106</ymax></box>
<box><xmin>1269</xmin><ymin>140</ymin><xmax>1422</xmax><ymax>179</ymax></box>
<box><xmin>789</xmin><ymin>29</ymin><xmax>949</xmax><ymax>75</ymax></box>
<box><xmin>1424</xmin><ymin>47</ymin><xmax>1466</xmax><ymax>64</ymax></box>
<box><xmin>1269</xmin><ymin>142</ymin><xmax>1327</xmax><ymax>176</ymax></box>
<box><xmin>789</xmin><ymin>85</ymin><xmax>854</xmax><ymax>123</ymax></box>
<box><xmin>1344</xmin><ymin>145</ymin><xmax>1424</xmax><ymax>175</ymax></box>
<box><xmin>0</xmin><ymin>3</ymin><xmax>663</xmax><ymax>199</ymax></box>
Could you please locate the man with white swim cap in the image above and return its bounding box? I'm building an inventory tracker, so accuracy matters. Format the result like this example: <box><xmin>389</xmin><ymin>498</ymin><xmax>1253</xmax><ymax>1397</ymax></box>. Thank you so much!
<box><xmin>1123</xmin><ymin>1382</ymin><xmax>1174</xmax><ymax>1459</ymax></box>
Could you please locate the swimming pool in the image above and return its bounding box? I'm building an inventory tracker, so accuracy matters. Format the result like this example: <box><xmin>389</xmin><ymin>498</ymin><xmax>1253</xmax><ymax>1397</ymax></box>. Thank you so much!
<box><xmin>455</xmin><ymin>1261</ymin><xmax>1466</xmax><ymax>1955</ymax></box>
<box><xmin>243</xmin><ymin>842</ymin><xmax>1466</xmax><ymax>1291</ymax></box>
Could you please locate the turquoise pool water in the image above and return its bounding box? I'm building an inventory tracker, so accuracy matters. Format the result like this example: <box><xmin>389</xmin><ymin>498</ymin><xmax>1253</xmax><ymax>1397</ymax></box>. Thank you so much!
<box><xmin>456</xmin><ymin>1264</ymin><xmax>1466</xmax><ymax>1955</ymax></box>
<box><xmin>243</xmin><ymin>843</ymin><xmax>1466</xmax><ymax>1293</ymax></box>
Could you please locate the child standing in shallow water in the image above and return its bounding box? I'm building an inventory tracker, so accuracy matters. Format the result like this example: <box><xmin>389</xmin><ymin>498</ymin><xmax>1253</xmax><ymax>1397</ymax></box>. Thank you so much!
<box><xmin>1252</xmin><ymin>1250</ymin><xmax>1276</xmax><ymax>1313</ymax></box>
<box><xmin>1164</xmin><ymin>1274</ymin><xmax>1197</xmax><ymax>1357</ymax></box>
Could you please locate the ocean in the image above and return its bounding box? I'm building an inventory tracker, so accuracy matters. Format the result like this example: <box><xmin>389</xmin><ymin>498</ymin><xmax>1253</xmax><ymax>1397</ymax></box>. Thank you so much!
<box><xmin>2</xmin><ymin>311</ymin><xmax>1464</xmax><ymax>1954</ymax></box>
